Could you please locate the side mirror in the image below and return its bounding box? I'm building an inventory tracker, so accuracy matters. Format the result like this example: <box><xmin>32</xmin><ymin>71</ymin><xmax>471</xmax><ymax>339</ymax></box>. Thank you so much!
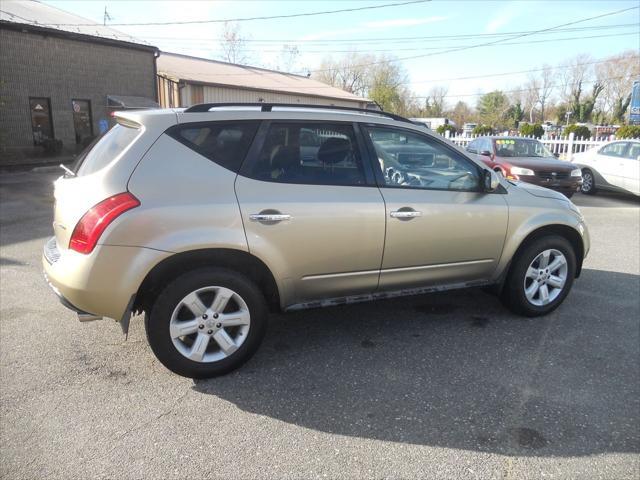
<box><xmin>483</xmin><ymin>169</ymin><xmax>500</xmax><ymax>192</ymax></box>
<box><xmin>480</xmin><ymin>150</ymin><xmax>492</xmax><ymax>157</ymax></box>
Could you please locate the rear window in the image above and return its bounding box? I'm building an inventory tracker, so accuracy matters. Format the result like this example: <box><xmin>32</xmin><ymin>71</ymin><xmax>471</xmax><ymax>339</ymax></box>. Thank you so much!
<box><xmin>75</xmin><ymin>124</ymin><xmax>140</xmax><ymax>176</ymax></box>
<box><xmin>167</xmin><ymin>121</ymin><xmax>259</xmax><ymax>172</ymax></box>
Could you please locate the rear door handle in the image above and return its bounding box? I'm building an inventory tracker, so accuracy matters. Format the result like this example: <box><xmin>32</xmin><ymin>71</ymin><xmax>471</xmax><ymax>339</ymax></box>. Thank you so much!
<box><xmin>249</xmin><ymin>213</ymin><xmax>291</xmax><ymax>222</ymax></box>
<box><xmin>390</xmin><ymin>210</ymin><xmax>422</xmax><ymax>218</ymax></box>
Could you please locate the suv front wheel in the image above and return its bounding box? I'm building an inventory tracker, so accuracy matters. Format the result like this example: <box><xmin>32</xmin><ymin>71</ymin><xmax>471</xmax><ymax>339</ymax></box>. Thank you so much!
<box><xmin>501</xmin><ymin>235</ymin><xmax>577</xmax><ymax>316</ymax></box>
<box><xmin>146</xmin><ymin>268</ymin><xmax>268</xmax><ymax>378</ymax></box>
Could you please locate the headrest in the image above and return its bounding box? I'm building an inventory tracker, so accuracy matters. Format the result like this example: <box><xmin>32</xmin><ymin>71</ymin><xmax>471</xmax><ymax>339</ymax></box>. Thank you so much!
<box><xmin>317</xmin><ymin>137</ymin><xmax>351</xmax><ymax>165</ymax></box>
<box><xmin>271</xmin><ymin>145</ymin><xmax>299</xmax><ymax>170</ymax></box>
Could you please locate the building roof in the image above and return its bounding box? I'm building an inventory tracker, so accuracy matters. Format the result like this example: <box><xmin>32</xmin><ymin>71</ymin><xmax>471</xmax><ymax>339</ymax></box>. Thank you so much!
<box><xmin>157</xmin><ymin>52</ymin><xmax>368</xmax><ymax>104</ymax></box>
<box><xmin>0</xmin><ymin>0</ymin><xmax>156</xmax><ymax>52</ymax></box>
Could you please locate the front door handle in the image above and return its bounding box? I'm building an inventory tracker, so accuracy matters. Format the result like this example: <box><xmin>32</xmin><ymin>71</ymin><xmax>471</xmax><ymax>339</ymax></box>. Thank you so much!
<box><xmin>249</xmin><ymin>213</ymin><xmax>291</xmax><ymax>222</ymax></box>
<box><xmin>390</xmin><ymin>210</ymin><xmax>422</xmax><ymax>219</ymax></box>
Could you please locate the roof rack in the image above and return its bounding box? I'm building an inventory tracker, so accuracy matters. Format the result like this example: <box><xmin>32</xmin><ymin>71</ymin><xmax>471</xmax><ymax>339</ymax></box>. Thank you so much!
<box><xmin>182</xmin><ymin>102</ymin><xmax>415</xmax><ymax>125</ymax></box>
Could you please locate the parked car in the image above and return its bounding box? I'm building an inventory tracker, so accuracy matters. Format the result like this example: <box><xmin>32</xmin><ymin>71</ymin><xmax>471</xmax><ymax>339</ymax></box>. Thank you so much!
<box><xmin>466</xmin><ymin>136</ymin><xmax>582</xmax><ymax>198</ymax></box>
<box><xmin>43</xmin><ymin>104</ymin><xmax>590</xmax><ymax>378</ymax></box>
<box><xmin>572</xmin><ymin>139</ymin><xmax>640</xmax><ymax>196</ymax></box>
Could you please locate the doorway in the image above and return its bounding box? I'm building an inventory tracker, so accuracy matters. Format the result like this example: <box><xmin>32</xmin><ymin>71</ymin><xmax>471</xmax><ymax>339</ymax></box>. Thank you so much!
<box><xmin>29</xmin><ymin>97</ymin><xmax>54</xmax><ymax>145</ymax></box>
<box><xmin>71</xmin><ymin>99</ymin><xmax>93</xmax><ymax>145</ymax></box>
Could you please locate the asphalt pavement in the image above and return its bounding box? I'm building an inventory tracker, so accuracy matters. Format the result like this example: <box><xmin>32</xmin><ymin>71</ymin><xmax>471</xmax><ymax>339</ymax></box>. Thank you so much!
<box><xmin>1</xmin><ymin>171</ymin><xmax>638</xmax><ymax>479</ymax></box>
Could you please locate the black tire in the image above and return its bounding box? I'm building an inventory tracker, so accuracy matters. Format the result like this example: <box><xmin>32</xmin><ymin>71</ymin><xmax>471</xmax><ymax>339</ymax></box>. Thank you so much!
<box><xmin>146</xmin><ymin>268</ymin><xmax>268</xmax><ymax>378</ymax></box>
<box><xmin>581</xmin><ymin>169</ymin><xmax>597</xmax><ymax>195</ymax></box>
<box><xmin>501</xmin><ymin>235</ymin><xmax>576</xmax><ymax>317</ymax></box>
<box><xmin>564</xmin><ymin>192</ymin><xmax>574</xmax><ymax>199</ymax></box>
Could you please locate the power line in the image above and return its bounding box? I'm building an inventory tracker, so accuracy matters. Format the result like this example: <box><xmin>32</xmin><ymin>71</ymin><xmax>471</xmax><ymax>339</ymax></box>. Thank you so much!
<box><xmin>5</xmin><ymin>0</ymin><xmax>432</xmax><ymax>27</ymax></box>
<box><xmin>141</xmin><ymin>22</ymin><xmax>637</xmax><ymax>44</ymax></box>
<box><xmin>309</xmin><ymin>6</ymin><xmax>639</xmax><ymax>73</ymax></box>
<box><xmin>155</xmin><ymin>7</ymin><xmax>639</xmax><ymax>77</ymax></box>
<box><xmin>156</xmin><ymin>57</ymin><xmax>635</xmax><ymax>90</ymax></box>
<box><xmin>416</xmin><ymin>75</ymin><xmax>628</xmax><ymax>100</ymax></box>
<box><xmin>156</xmin><ymin>31</ymin><xmax>637</xmax><ymax>54</ymax></box>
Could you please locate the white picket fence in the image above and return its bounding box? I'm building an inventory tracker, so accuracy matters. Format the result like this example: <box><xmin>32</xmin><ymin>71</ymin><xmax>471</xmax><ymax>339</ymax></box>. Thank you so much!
<box><xmin>442</xmin><ymin>131</ymin><xmax>614</xmax><ymax>162</ymax></box>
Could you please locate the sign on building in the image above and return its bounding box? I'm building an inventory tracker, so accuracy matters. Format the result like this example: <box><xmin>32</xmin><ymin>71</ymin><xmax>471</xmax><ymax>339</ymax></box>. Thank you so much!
<box><xmin>630</xmin><ymin>79</ymin><xmax>640</xmax><ymax>125</ymax></box>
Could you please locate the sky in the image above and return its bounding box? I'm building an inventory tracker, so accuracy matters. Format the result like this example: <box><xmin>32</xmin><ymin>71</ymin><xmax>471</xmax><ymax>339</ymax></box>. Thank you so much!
<box><xmin>43</xmin><ymin>0</ymin><xmax>640</xmax><ymax>106</ymax></box>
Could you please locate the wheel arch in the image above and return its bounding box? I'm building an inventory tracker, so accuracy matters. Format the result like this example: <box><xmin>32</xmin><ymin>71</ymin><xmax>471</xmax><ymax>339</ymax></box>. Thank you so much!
<box><xmin>496</xmin><ymin>223</ymin><xmax>585</xmax><ymax>292</ymax></box>
<box><xmin>133</xmin><ymin>248</ymin><xmax>282</xmax><ymax>315</ymax></box>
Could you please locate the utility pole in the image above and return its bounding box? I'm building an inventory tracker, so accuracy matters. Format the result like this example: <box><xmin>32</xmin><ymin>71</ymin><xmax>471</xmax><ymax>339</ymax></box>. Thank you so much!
<box><xmin>103</xmin><ymin>6</ymin><xmax>112</xmax><ymax>26</ymax></box>
<box><xmin>565</xmin><ymin>111</ymin><xmax>572</xmax><ymax>126</ymax></box>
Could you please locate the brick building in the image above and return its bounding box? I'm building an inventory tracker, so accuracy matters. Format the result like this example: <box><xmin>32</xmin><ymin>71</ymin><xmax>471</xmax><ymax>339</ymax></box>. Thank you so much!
<box><xmin>0</xmin><ymin>1</ymin><xmax>158</xmax><ymax>166</ymax></box>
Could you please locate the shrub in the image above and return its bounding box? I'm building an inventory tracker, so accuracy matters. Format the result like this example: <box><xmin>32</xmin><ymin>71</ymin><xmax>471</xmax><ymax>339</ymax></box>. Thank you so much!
<box><xmin>564</xmin><ymin>124</ymin><xmax>591</xmax><ymax>139</ymax></box>
<box><xmin>616</xmin><ymin>125</ymin><xmax>640</xmax><ymax>139</ymax></box>
<box><xmin>436</xmin><ymin>124</ymin><xmax>457</xmax><ymax>135</ymax></box>
<box><xmin>472</xmin><ymin>125</ymin><xmax>494</xmax><ymax>135</ymax></box>
<box><xmin>519</xmin><ymin>123</ymin><xmax>544</xmax><ymax>138</ymax></box>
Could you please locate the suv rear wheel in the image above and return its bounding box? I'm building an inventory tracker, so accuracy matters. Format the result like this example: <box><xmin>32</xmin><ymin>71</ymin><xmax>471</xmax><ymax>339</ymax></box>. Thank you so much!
<box><xmin>501</xmin><ymin>235</ymin><xmax>576</xmax><ymax>316</ymax></box>
<box><xmin>146</xmin><ymin>268</ymin><xmax>268</xmax><ymax>378</ymax></box>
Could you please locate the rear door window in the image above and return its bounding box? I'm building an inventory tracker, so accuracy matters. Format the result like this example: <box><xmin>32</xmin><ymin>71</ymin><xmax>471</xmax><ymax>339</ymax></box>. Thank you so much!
<box><xmin>626</xmin><ymin>143</ymin><xmax>640</xmax><ymax>160</ymax></box>
<box><xmin>241</xmin><ymin>122</ymin><xmax>367</xmax><ymax>186</ymax></box>
<box><xmin>168</xmin><ymin>121</ymin><xmax>259</xmax><ymax>172</ymax></box>
<box><xmin>75</xmin><ymin>124</ymin><xmax>140</xmax><ymax>176</ymax></box>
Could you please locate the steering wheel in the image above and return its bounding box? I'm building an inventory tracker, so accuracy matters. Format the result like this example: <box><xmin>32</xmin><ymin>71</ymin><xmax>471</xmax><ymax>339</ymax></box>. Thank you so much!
<box><xmin>448</xmin><ymin>172</ymin><xmax>473</xmax><ymax>183</ymax></box>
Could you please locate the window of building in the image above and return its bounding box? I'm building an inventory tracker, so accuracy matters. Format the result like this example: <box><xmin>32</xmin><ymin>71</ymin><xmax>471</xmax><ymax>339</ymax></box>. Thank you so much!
<box><xmin>71</xmin><ymin>99</ymin><xmax>94</xmax><ymax>145</ymax></box>
<box><xmin>365</xmin><ymin>126</ymin><xmax>480</xmax><ymax>192</ymax></box>
<box><xmin>168</xmin><ymin>121</ymin><xmax>259</xmax><ymax>172</ymax></box>
<box><xmin>29</xmin><ymin>97</ymin><xmax>54</xmax><ymax>145</ymax></box>
<box><xmin>243</xmin><ymin>123</ymin><xmax>366</xmax><ymax>186</ymax></box>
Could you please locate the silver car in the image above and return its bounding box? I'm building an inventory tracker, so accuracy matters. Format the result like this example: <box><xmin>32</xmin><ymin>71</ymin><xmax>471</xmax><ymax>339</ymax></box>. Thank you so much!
<box><xmin>43</xmin><ymin>104</ymin><xmax>590</xmax><ymax>378</ymax></box>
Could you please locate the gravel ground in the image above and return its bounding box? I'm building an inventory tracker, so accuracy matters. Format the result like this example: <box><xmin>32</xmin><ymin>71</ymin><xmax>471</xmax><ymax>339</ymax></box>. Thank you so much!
<box><xmin>1</xmin><ymin>171</ymin><xmax>638</xmax><ymax>479</ymax></box>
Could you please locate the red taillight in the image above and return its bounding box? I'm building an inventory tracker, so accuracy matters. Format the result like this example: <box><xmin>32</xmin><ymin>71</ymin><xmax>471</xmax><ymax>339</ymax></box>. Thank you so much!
<box><xmin>69</xmin><ymin>192</ymin><xmax>140</xmax><ymax>254</ymax></box>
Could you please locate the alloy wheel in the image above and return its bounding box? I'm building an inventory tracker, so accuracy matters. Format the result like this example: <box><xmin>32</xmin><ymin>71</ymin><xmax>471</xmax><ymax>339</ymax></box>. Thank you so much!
<box><xmin>581</xmin><ymin>172</ymin><xmax>593</xmax><ymax>193</ymax></box>
<box><xmin>169</xmin><ymin>286</ymin><xmax>250</xmax><ymax>363</ymax></box>
<box><xmin>523</xmin><ymin>249</ymin><xmax>568</xmax><ymax>306</ymax></box>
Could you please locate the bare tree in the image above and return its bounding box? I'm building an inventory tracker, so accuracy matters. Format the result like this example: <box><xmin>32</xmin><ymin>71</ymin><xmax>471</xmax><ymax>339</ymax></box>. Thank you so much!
<box><xmin>596</xmin><ymin>50</ymin><xmax>640</xmax><ymax>123</ymax></box>
<box><xmin>447</xmin><ymin>100</ymin><xmax>475</xmax><ymax>129</ymax></box>
<box><xmin>537</xmin><ymin>64</ymin><xmax>554</xmax><ymax>122</ymax></box>
<box><xmin>314</xmin><ymin>53</ymin><xmax>416</xmax><ymax>114</ymax></box>
<box><xmin>314</xmin><ymin>52</ymin><xmax>374</xmax><ymax>96</ymax></box>
<box><xmin>522</xmin><ymin>77</ymin><xmax>540</xmax><ymax>123</ymax></box>
<box><xmin>558</xmin><ymin>54</ymin><xmax>592</xmax><ymax>106</ymax></box>
<box><xmin>275</xmin><ymin>45</ymin><xmax>301</xmax><ymax>74</ymax></box>
<box><xmin>219</xmin><ymin>22</ymin><xmax>248</xmax><ymax>64</ymax></box>
<box><xmin>423</xmin><ymin>86</ymin><xmax>448</xmax><ymax>117</ymax></box>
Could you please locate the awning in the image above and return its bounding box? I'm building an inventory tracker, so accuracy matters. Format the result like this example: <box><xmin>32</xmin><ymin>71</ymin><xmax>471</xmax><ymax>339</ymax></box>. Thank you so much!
<box><xmin>107</xmin><ymin>95</ymin><xmax>159</xmax><ymax>109</ymax></box>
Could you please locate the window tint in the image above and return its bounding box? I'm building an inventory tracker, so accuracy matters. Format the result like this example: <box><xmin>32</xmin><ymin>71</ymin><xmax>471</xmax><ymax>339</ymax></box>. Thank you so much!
<box><xmin>75</xmin><ymin>124</ymin><xmax>140</xmax><ymax>176</ymax></box>
<box><xmin>169</xmin><ymin>121</ymin><xmax>259</xmax><ymax>172</ymax></box>
<box><xmin>599</xmin><ymin>142</ymin><xmax>628</xmax><ymax>158</ymax></box>
<box><xmin>243</xmin><ymin>123</ymin><xmax>366</xmax><ymax>186</ymax></box>
<box><xmin>367</xmin><ymin>126</ymin><xmax>480</xmax><ymax>192</ymax></box>
<box><xmin>626</xmin><ymin>143</ymin><xmax>640</xmax><ymax>160</ymax></box>
<box><xmin>480</xmin><ymin>138</ymin><xmax>492</xmax><ymax>154</ymax></box>
<box><xmin>494</xmin><ymin>138</ymin><xmax>552</xmax><ymax>158</ymax></box>
<box><xmin>466</xmin><ymin>140</ymin><xmax>478</xmax><ymax>153</ymax></box>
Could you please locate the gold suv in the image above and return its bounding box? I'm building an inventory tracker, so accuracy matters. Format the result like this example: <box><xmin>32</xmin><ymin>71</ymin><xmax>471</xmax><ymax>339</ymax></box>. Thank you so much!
<box><xmin>43</xmin><ymin>104</ymin><xmax>590</xmax><ymax>378</ymax></box>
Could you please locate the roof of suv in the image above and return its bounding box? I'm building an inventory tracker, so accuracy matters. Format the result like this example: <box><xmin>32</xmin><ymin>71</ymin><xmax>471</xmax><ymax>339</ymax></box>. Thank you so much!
<box><xmin>115</xmin><ymin>103</ymin><xmax>430</xmax><ymax>133</ymax></box>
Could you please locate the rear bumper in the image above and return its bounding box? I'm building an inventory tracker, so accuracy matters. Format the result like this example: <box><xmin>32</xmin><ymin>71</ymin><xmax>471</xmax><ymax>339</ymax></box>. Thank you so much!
<box><xmin>42</xmin><ymin>236</ymin><xmax>171</xmax><ymax>321</ymax></box>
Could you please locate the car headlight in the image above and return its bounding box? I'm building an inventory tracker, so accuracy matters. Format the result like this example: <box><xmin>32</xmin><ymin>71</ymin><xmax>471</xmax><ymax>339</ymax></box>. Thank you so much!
<box><xmin>510</xmin><ymin>166</ymin><xmax>534</xmax><ymax>176</ymax></box>
<box><xmin>571</xmin><ymin>168</ymin><xmax>582</xmax><ymax>177</ymax></box>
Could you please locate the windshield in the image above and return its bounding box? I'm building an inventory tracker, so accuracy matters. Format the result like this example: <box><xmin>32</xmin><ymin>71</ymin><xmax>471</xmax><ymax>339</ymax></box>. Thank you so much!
<box><xmin>74</xmin><ymin>124</ymin><xmax>140</xmax><ymax>176</ymax></box>
<box><xmin>494</xmin><ymin>138</ymin><xmax>553</xmax><ymax>158</ymax></box>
